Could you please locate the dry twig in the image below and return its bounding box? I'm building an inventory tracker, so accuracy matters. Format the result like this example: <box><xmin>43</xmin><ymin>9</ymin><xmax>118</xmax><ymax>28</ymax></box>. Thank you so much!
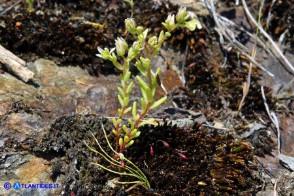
<box><xmin>261</xmin><ymin>86</ymin><xmax>280</xmax><ymax>153</ymax></box>
<box><xmin>0</xmin><ymin>44</ymin><xmax>35</xmax><ymax>82</ymax></box>
<box><xmin>0</xmin><ymin>0</ymin><xmax>22</xmax><ymax>15</ymax></box>
<box><xmin>241</xmin><ymin>0</ymin><xmax>294</xmax><ymax>74</ymax></box>
<box><xmin>238</xmin><ymin>0</ymin><xmax>264</xmax><ymax>114</ymax></box>
<box><xmin>203</xmin><ymin>0</ymin><xmax>274</xmax><ymax>77</ymax></box>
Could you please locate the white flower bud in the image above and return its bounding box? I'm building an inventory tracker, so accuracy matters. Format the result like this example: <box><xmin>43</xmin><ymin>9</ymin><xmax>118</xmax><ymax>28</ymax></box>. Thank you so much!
<box><xmin>148</xmin><ymin>36</ymin><xmax>158</xmax><ymax>46</ymax></box>
<box><xmin>115</xmin><ymin>37</ymin><xmax>128</xmax><ymax>56</ymax></box>
<box><xmin>176</xmin><ymin>7</ymin><xmax>188</xmax><ymax>24</ymax></box>
<box><xmin>96</xmin><ymin>47</ymin><xmax>109</xmax><ymax>60</ymax></box>
<box><xmin>125</xmin><ymin>18</ymin><xmax>137</xmax><ymax>34</ymax></box>
<box><xmin>127</xmin><ymin>41</ymin><xmax>142</xmax><ymax>60</ymax></box>
<box><xmin>139</xmin><ymin>57</ymin><xmax>150</xmax><ymax>68</ymax></box>
<box><xmin>162</xmin><ymin>14</ymin><xmax>176</xmax><ymax>31</ymax></box>
<box><xmin>132</xmin><ymin>41</ymin><xmax>142</xmax><ymax>52</ymax></box>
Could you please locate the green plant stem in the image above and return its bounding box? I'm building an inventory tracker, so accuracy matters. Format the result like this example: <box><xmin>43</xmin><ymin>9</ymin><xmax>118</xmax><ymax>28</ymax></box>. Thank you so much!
<box><xmin>114</xmin><ymin>58</ymin><xmax>131</xmax><ymax>154</ymax></box>
<box><xmin>119</xmin><ymin>101</ymin><xmax>151</xmax><ymax>153</ymax></box>
<box><xmin>119</xmin><ymin>45</ymin><xmax>155</xmax><ymax>153</ymax></box>
<box><xmin>134</xmin><ymin>102</ymin><xmax>151</xmax><ymax>128</ymax></box>
<box><xmin>149</xmin><ymin>25</ymin><xmax>178</xmax><ymax>57</ymax></box>
<box><xmin>118</xmin><ymin>30</ymin><xmax>172</xmax><ymax>153</ymax></box>
<box><xmin>91</xmin><ymin>8</ymin><xmax>198</xmax><ymax>190</ymax></box>
<box><xmin>146</xmin><ymin>67</ymin><xmax>153</xmax><ymax>91</ymax></box>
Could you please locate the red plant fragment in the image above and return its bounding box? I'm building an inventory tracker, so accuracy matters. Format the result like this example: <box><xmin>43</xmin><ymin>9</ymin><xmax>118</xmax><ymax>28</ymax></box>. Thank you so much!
<box><xmin>176</xmin><ymin>151</ymin><xmax>188</xmax><ymax>159</ymax></box>
<box><xmin>150</xmin><ymin>145</ymin><xmax>154</xmax><ymax>156</ymax></box>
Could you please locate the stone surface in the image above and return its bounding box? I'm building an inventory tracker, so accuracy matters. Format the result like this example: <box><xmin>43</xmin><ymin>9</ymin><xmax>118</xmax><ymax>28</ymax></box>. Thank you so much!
<box><xmin>0</xmin><ymin>58</ymin><xmax>122</xmax><ymax>195</ymax></box>
<box><xmin>280</xmin><ymin>115</ymin><xmax>294</xmax><ymax>157</ymax></box>
<box><xmin>0</xmin><ymin>58</ymin><xmax>123</xmax><ymax>151</ymax></box>
<box><xmin>0</xmin><ymin>57</ymin><xmax>178</xmax><ymax>195</ymax></box>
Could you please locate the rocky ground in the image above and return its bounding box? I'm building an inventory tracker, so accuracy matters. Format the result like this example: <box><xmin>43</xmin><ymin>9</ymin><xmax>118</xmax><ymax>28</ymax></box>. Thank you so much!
<box><xmin>0</xmin><ymin>0</ymin><xmax>293</xmax><ymax>195</ymax></box>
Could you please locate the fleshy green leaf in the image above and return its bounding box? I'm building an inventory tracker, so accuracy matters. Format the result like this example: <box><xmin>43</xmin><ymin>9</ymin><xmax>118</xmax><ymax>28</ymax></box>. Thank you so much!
<box><xmin>124</xmin><ymin>106</ymin><xmax>132</xmax><ymax>114</ymax></box>
<box><xmin>132</xmin><ymin>114</ymin><xmax>139</xmax><ymax>121</ymax></box>
<box><xmin>152</xmin><ymin>68</ymin><xmax>161</xmax><ymax>96</ymax></box>
<box><xmin>154</xmin><ymin>67</ymin><xmax>161</xmax><ymax>81</ymax></box>
<box><xmin>127</xmin><ymin>47</ymin><xmax>135</xmax><ymax>60</ymax></box>
<box><xmin>132</xmin><ymin>101</ymin><xmax>137</xmax><ymax>120</ymax></box>
<box><xmin>138</xmin><ymin>29</ymin><xmax>149</xmax><ymax>43</ymax></box>
<box><xmin>110</xmin><ymin>52</ymin><xmax>117</xmax><ymax>62</ymax></box>
<box><xmin>112</xmin><ymin>118</ymin><xmax>117</xmax><ymax>127</ymax></box>
<box><xmin>126</xmin><ymin>140</ymin><xmax>134</xmax><ymax>148</ymax></box>
<box><xmin>126</xmin><ymin>81</ymin><xmax>134</xmax><ymax>94</ymax></box>
<box><xmin>130</xmin><ymin>129</ymin><xmax>138</xmax><ymax>136</ymax></box>
<box><xmin>141</xmin><ymin>98</ymin><xmax>146</xmax><ymax>111</ymax></box>
<box><xmin>122</xmin><ymin>0</ymin><xmax>134</xmax><ymax>7</ymax></box>
<box><xmin>165</xmin><ymin>32</ymin><xmax>171</xmax><ymax>37</ymax></box>
<box><xmin>112</xmin><ymin>61</ymin><xmax>123</xmax><ymax>70</ymax></box>
<box><xmin>123</xmin><ymin>96</ymin><xmax>129</xmax><ymax>106</ymax></box>
<box><xmin>118</xmin><ymin>108</ymin><xmax>122</xmax><ymax>116</ymax></box>
<box><xmin>112</xmin><ymin>129</ymin><xmax>117</xmax><ymax>135</ymax></box>
<box><xmin>139</xmin><ymin>118</ymin><xmax>158</xmax><ymax>127</ymax></box>
<box><xmin>117</xmin><ymin>87</ymin><xmax>124</xmax><ymax>97</ymax></box>
<box><xmin>136</xmin><ymin>76</ymin><xmax>149</xmax><ymax>90</ymax></box>
<box><xmin>128</xmin><ymin>119</ymin><xmax>134</xmax><ymax>130</ymax></box>
<box><xmin>124</xmin><ymin>135</ymin><xmax>130</xmax><ymax>143</ymax></box>
<box><xmin>122</xmin><ymin>125</ymin><xmax>129</xmax><ymax>134</ymax></box>
<box><xmin>135</xmin><ymin>60</ymin><xmax>146</xmax><ymax>76</ymax></box>
<box><xmin>119</xmin><ymin>138</ymin><xmax>124</xmax><ymax>147</ymax></box>
<box><xmin>152</xmin><ymin>47</ymin><xmax>160</xmax><ymax>56</ymax></box>
<box><xmin>150</xmin><ymin>96</ymin><xmax>167</xmax><ymax>109</ymax></box>
<box><xmin>121</xmin><ymin>80</ymin><xmax>125</xmax><ymax>89</ymax></box>
<box><xmin>118</xmin><ymin>95</ymin><xmax>124</xmax><ymax>107</ymax></box>
<box><xmin>152</xmin><ymin>78</ymin><xmax>157</xmax><ymax>96</ymax></box>
<box><xmin>123</xmin><ymin>70</ymin><xmax>131</xmax><ymax>82</ymax></box>
<box><xmin>140</xmin><ymin>87</ymin><xmax>148</xmax><ymax>103</ymax></box>
<box><xmin>138</xmin><ymin>121</ymin><xmax>148</xmax><ymax>127</ymax></box>
<box><xmin>145</xmin><ymin>86</ymin><xmax>153</xmax><ymax>102</ymax></box>
<box><xmin>134</xmin><ymin>131</ymin><xmax>141</xmax><ymax>138</ymax></box>
<box><xmin>184</xmin><ymin>19</ymin><xmax>198</xmax><ymax>31</ymax></box>
<box><xmin>158</xmin><ymin>30</ymin><xmax>165</xmax><ymax>42</ymax></box>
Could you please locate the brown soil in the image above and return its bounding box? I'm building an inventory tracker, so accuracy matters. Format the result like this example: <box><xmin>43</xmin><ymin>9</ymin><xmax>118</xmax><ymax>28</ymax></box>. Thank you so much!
<box><xmin>0</xmin><ymin>0</ymin><xmax>178</xmax><ymax>76</ymax></box>
<box><xmin>30</xmin><ymin>114</ymin><xmax>262</xmax><ymax>195</ymax></box>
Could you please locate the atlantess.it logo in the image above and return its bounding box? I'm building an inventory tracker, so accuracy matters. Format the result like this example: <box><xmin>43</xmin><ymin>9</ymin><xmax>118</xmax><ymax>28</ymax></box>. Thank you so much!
<box><xmin>3</xmin><ymin>182</ymin><xmax>59</xmax><ymax>191</ymax></box>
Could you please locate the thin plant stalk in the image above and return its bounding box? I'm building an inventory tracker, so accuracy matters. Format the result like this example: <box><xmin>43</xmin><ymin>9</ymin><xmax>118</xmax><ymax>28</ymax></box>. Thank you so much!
<box><xmin>238</xmin><ymin>0</ymin><xmax>263</xmax><ymax>114</ymax></box>
<box><xmin>84</xmin><ymin>123</ymin><xmax>150</xmax><ymax>189</ymax></box>
<box><xmin>242</xmin><ymin>0</ymin><xmax>294</xmax><ymax>74</ymax></box>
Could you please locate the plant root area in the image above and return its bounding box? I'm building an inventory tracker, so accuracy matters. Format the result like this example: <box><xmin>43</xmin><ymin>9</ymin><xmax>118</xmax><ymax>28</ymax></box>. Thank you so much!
<box><xmin>30</xmin><ymin>115</ymin><xmax>262</xmax><ymax>195</ymax></box>
<box><xmin>1</xmin><ymin>0</ymin><xmax>291</xmax><ymax>195</ymax></box>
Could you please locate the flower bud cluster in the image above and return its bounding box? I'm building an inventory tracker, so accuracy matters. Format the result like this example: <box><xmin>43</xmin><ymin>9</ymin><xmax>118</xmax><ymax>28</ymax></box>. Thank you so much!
<box><xmin>162</xmin><ymin>7</ymin><xmax>200</xmax><ymax>32</ymax></box>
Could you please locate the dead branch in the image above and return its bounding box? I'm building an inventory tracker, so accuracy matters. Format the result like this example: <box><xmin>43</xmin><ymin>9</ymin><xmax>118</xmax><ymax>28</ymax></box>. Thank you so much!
<box><xmin>0</xmin><ymin>44</ymin><xmax>35</xmax><ymax>82</ymax></box>
<box><xmin>241</xmin><ymin>0</ymin><xmax>294</xmax><ymax>74</ymax></box>
<box><xmin>203</xmin><ymin>0</ymin><xmax>274</xmax><ymax>77</ymax></box>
